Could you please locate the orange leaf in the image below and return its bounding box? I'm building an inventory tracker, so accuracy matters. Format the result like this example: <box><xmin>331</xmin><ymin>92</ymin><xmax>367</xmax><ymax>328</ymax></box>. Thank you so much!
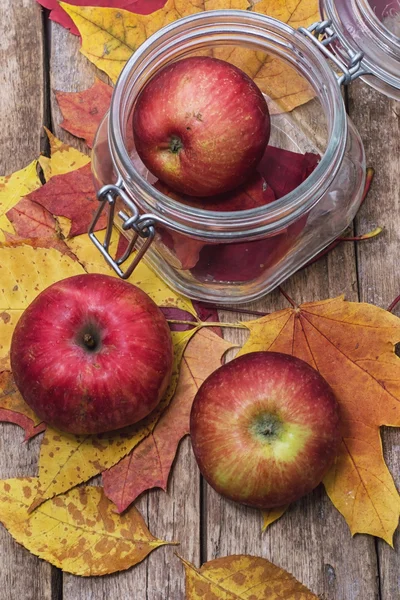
<box><xmin>261</xmin><ymin>505</ymin><xmax>289</xmax><ymax>532</ymax></box>
<box><xmin>181</xmin><ymin>554</ymin><xmax>319</xmax><ymax>599</ymax></box>
<box><xmin>27</xmin><ymin>162</ymin><xmax>106</xmax><ymax>237</ymax></box>
<box><xmin>103</xmin><ymin>328</ymin><xmax>234</xmax><ymax>512</ymax></box>
<box><xmin>240</xmin><ymin>296</ymin><xmax>400</xmax><ymax>543</ymax></box>
<box><xmin>56</xmin><ymin>78</ymin><xmax>113</xmax><ymax>148</ymax></box>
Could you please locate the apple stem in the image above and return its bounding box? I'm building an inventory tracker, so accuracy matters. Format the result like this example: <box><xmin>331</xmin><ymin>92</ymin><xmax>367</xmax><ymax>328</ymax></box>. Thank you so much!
<box><xmin>387</xmin><ymin>294</ymin><xmax>400</xmax><ymax>313</ymax></box>
<box><xmin>83</xmin><ymin>333</ymin><xmax>97</xmax><ymax>350</ymax></box>
<box><xmin>278</xmin><ymin>287</ymin><xmax>297</xmax><ymax>308</ymax></box>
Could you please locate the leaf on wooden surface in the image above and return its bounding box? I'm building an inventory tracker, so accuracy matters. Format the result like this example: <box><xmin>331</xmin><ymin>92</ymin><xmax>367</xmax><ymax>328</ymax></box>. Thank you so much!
<box><xmin>37</xmin><ymin>0</ymin><xmax>168</xmax><ymax>36</ymax></box>
<box><xmin>0</xmin><ymin>372</ymin><xmax>42</xmax><ymax>426</ymax></box>
<box><xmin>0</xmin><ymin>245</ymin><xmax>85</xmax><ymax>371</ymax></box>
<box><xmin>30</xmin><ymin>327</ymin><xmax>197</xmax><ymax>509</ymax></box>
<box><xmin>103</xmin><ymin>328</ymin><xmax>233</xmax><ymax>512</ymax></box>
<box><xmin>27</xmin><ymin>162</ymin><xmax>106</xmax><ymax>237</ymax></box>
<box><xmin>181</xmin><ymin>554</ymin><xmax>319</xmax><ymax>599</ymax></box>
<box><xmin>0</xmin><ymin>478</ymin><xmax>172</xmax><ymax>575</ymax></box>
<box><xmin>61</xmin><ymin>0</ymin><xmax>317</xmax><ymax>111</ymax></box>
<box><xmin>66</xmin><ymin>229</ymin><xmax>196</xmax><ymax>315</ymax></box>
<box><xmin>262</xmin><ymin>505</ymin><xmax>289</xmax><ymax>532</ymax></box>
<box><xmin>239</xmin><ymin>296</ymin><xmax>400</xmax><ymax>543</ymax></box>
<box><xmin>39</xmin><ymin>128</ymin><xmax>90</xmax><ymax>181</ymax></box>
<box><xmin>0</xmin><ymin>410</ymin><xmax>45</xmax><ymax>441</ymax></box>
<box><xmin>0</xmin><ymin>160</ymin><xmax>42</xmax><ymax>242</ymax></box>
<box><xmin>56</xmin><ymin>79</ymin><xmax>113</xmax><ymax>148</ymax></box>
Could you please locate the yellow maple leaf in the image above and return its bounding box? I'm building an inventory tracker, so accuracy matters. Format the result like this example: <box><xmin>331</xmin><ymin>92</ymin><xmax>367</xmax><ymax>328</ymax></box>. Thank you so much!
<box><xmin>0</xmin><ymin>478</ymin><xmax>173</xmax><ymax>576</ymax></box>
<box><xmin>39</xmin><ymin>128</ymin><xmax>90</xmax><ymax>181</ymax></box>
<box><xmin>0</xmin><ymin>160</ymin><xmax>42</xmax><ymax>242</ymax></box>
<box><xmin>239</xmin><ymin>296</ymin><xmax>400</xmax><ymax>544</ymax></box>
<box><xmin>181</xmin><ymin>554</ymin><xmax>319</xmax><ymax>599</ymax></box>
<box><xmin>30</xmin><ymin>327</ymin><xmax>197</xmax><ymax>509</ymax></box>
<box><xmin>0</xmin><ymin>244</ymin><xmax>85</xmax><ymax>371</ymax></box>
<box><xmin>61</xmin><ymin>0</ymin><xmax>317</xmax><ymax>112</ymax></box>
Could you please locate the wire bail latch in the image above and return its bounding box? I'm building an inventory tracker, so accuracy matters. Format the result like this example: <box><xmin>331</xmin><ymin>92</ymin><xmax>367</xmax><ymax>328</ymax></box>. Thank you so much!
<box><xmin>89</xmin><ymin>181</ymin><xmax>156</xmax><ymax>279</ymax></box>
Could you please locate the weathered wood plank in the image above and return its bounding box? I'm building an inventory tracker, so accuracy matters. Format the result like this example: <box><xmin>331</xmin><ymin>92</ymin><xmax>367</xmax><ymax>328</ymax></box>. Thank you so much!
<box><xmin>48</xmin><ymin>20</ymin><xmax>201</xmax><ymax>599</ymax></box>
<box><xmin>0</xmin><ymin>2</ymin><xmax>54</xmax><ymax>599</ymax></box>
<box><xmin>348</xmin><ymin>80</ymin><xmax>400</xmax><ymax>600</ymax></box>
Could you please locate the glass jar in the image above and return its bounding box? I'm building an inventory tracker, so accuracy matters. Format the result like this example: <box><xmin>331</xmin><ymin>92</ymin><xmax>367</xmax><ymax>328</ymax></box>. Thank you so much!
<box><xmin>320</xmin><ymin>0</ymin><xmax>400</xmax><ymax>99</ymax></box>
<box><xmin>91</xmin><ymin>10</ymin><xmax>367</xmax><ymax>305</ymax></box>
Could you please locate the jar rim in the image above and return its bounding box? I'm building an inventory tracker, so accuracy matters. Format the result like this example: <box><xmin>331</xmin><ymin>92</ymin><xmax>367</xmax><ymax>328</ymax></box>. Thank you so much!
<box><xmin>109</xmin><ymin>10</ymin><xmax>347</xmax><ymax>238</ymax></box>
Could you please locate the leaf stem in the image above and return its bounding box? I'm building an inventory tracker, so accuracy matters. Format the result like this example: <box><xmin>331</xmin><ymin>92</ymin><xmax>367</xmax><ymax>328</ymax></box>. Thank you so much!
<box><xmin>197</xmin><ymin>303</ymin><xmax>270</xmax><ymax>318</ymax></box>
<box><xmin>166</xmin><ymin>319</ymin><xmax>247</xmax><ymax>330</ymax></box>
<box><xmin>338</xmin><ymin>227</ymin><xmax>383</xmax><ymax>242</ymax></box>
<box><xmin>387</xmin><ymin>295</ymin><xmax>400</xmax><ymax>313</ymax></box>
<box><xmin>278</xmin><ymin>287</ymin><xmax>297</xmax><ymax>308</ymax></box>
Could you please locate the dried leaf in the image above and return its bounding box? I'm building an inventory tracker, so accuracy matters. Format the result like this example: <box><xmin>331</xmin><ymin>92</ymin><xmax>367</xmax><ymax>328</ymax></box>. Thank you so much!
<box><xmin>239</xmin><ymin>296</ymin><xmax>400</xmax><ymax>543</ymax></box>
<box><xmin>0</xmin><ymin>372</ymin><xmax>42</xmax><ymax>426</ymax></box>
<box><xmin>30</xmin><ymin>327</ymin><xmax>197</xmax><ymax>509</ymax></box>
<box><xmin>65</xmin><ymin>228</ymin><xmax>196</xmax><ymax>315</ymax></box>
<box><xmin>181</xmin><ymin>554</ymin><xmax>319</xmax><ymax>599</ymax></box>
<box><xmin>0</xmin><ymin>245</ymin><xmax>85</xmax><ymax>371</ymax></box>
<box><xmin>39</xmin><ymin>128</ymin><xmax>90</xmax><ymax>181</ymax></box>
<box><xmin>37</xmin><ymin>0</ymin><xmax>168</xmax><ymax>36</ymax></box>
<box><xmin>27</xmin><ymin>163</ymin><xmax>106</xmax><ymax>237</ymax></box>
<box><xmin>60</xmin><ymin>0</ymin><xmax>317</xmax><ymax>111</ymax></box>
<box><xmin>0</xmin><ymin>160</ymin><xmax>42</xmax><ymax>242</ymax></box>
<box><xmin>103</xmin><ymin>328</ymin><xmax>233</xmax><ymax>512</ymax></box>
<box><xmin>0</xmin><ymin>478</ymin><xmax>172</xmax><ymax>575</ymax></box>
<box><xmin>56</xmin><ymin>79</ymin><xmax>113</xmax><ymax>148</ymax></box>
<box><xmin>0</xmin><ymin>410</ymin><xmax>45</xmax><ymax>441</ymax></box>
<box><xmin>262</xmin><ymin>505</ymin><xmax>289</xmax><ymax>532</ymax></box>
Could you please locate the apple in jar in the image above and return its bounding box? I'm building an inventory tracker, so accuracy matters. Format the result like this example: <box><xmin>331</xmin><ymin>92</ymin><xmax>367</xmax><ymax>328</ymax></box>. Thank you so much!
<box><xmin>10</xmin><ymin>274</ymin><xmax>173</xmax><ymax>435</ymax></box>
<box><xmin>190</xmin><ymin>352</ymin><xmax>341</xmax><ymax>508</ymax></box>
<box><xmin>133</xmin><ymin>56</ymin><xmax>271</xmax><ymax>197</ymax></box>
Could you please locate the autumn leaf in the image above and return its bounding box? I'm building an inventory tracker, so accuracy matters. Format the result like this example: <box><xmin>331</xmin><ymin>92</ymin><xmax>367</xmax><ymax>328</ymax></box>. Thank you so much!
<box><xmin>61</xmin><ymin>0</ymin><xmax>317</xmax><ymax>112</ymax></box>
<box><xmin>0</xmin><ymin>244</ymin><xmax>85</xmax><ymax>371</ymax></box>
<box><xmin>0</xmin><ymin>478</ymin><xmax>172</xmax><ymax>575</ymax></box>
<box><xmin>39</xmin><ymin>128</ymin><xmax>90</xmax><ymax>181</ymax></box>
<box><xmin>262</xmin><ymin>505</ymin><xmax>289</xmax><ymax>532</ymax></box>
<box><xmin>37</xmin><ymin>0</ymin><xmax>168</xmax><ymax>36</ymax></box>
<box><xmin>181</xmin><ymin>554</ymin><xmax>319</xmax><ymax>599</ymax></box>
<box><xmin>239</xmin><ymin>296</ymin><xmax>400</xmax><ymax>543</ymax></box>
<box><xmin>30</xmin><ymin>327</ymin><xmax>197</xmax><ymax>509</ymax></box>
<box><xmin>0</xmin><ymin>410</ymin><xmax>45</xmax><ymax>441</ymax></box>
<box><xmin>56</xmin><ymin>79</ymin><xmax>113</xmax><ymax>148</ymax></box>
<box><xmin>0</xmin><ymin>160</ymin><xmax>42</xmax><ymax>242</ymax></box>
<box><xmin>0</xmin><ymin>371</ymin><xmax>46</xmax><ymax>441</ymax></box>
<box><xmin>103</xmin><ymin>328</ymin><xmax>233</xmax><ymax>512</ymax></box>
<box><xmin>27</xmin><ymin>163</ymin><xmax>106</xmax><ymax>238</ymax></box>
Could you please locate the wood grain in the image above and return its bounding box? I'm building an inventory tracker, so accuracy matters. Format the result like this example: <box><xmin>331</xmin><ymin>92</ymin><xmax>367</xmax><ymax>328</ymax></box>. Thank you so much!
<box><xmin>348</xmin><ymin>79</ymin><xmax>400</xmax><ymax>600</ymax></box>
<box><xmin>0</xmin><ymin>2</ymin><xmax>54</xmax><ymax>599</ymax></box>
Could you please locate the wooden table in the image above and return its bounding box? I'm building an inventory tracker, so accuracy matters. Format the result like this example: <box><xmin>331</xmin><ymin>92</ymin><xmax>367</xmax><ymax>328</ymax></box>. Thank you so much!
<box><xmin>1</xmin><ymin>2</ymin><xmax>399</xmax><ymax>599</ymax></box>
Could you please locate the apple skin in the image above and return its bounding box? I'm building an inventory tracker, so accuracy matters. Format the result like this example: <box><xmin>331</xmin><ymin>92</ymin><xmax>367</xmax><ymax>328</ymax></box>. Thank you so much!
<box><xmin>10</xmin><ymin>274</ymin><xmax>173</xmax><ymax>435</ymax></box>
<box><xmin>190</xmin><ymin>352</ymin><xmax>341</xmax><ymax>508</ymax></box>
<box><xmin>133</xmin><ymin>56</ymin><xmax>270</xmax><ymax>197</ymax></box>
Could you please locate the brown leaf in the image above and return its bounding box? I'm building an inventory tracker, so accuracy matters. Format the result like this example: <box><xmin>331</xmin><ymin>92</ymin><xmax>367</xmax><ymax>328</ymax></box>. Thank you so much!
<box><xmin>103</xmin><ymin>328</ymin><xmax>234</xmax><ymax>512</ymax></box>
<box><xmin>181</xmin><ymin>554</ymin><xmax>319</xmax><ymax>599</ymax></box>
<box><xmin>0</xmin><ymin>478</ymin><xmax>173</xmax><ymax>576</ymax></box>
<box><xmin>56</xmin><ymin>78</ymin><xmax>113</xmax><ymax>148</ymax></box>
<box><xmin>27</xmin><ymin>163</ymin><xmax>106</xmax><ymax>237</ymax></box>
<box><xmin>240</xmin><ymin>296</ymin><xmax>400</xmax><ymax>543</ymax></box>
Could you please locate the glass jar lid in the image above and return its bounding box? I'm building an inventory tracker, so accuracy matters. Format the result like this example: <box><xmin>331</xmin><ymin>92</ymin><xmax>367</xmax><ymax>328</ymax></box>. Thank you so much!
<box><xmin>320</xmin><ymin>0</ymin><xmax>400</xmax><ymax>99</ymax></box>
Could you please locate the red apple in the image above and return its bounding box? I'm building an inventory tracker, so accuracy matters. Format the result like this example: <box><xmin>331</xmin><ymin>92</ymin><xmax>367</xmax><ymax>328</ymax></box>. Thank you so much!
<box><xmin>133</xmin><ymin>56</ymin><xmax>270</xmax><ymax>197</ymax></box>
<box><xmin>190</xmin><ymin>352</ymin><xmax>341</xmax><ymax>508</ymax></box>
<box><xmin>10</xmin><ymin>274</ymin><xmax>173</xmax><ymax>435</ymax></box>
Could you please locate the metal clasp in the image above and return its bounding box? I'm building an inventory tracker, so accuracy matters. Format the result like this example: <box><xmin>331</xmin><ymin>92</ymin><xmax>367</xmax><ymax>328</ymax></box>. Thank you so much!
<box><xmin>89</xmin><ymin>180</ymin><xmax>156</xmax><ymax>279</ymax></box>
<box><xmin>298</xmin><ymin>20</ymin><xmax>369</xmax><ymax>85</ymax></box>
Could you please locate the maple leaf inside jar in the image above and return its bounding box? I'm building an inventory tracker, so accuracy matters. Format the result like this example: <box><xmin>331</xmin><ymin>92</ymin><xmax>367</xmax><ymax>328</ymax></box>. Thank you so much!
<box><xmin>90</xmin><ymin>8</ymin><xmax>399</xmax><ymax>305</ymax></box>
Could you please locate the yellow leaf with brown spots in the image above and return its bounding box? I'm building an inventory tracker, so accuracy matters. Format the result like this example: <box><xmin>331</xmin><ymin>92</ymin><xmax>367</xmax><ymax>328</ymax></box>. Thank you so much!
<box><xmin>181</xmin><ymin>554</ymin><xmax>319</xmax><ymax>599</ymax></box>
<box><xmin>0</xmin><ymin>244</ymin><xmax>85</xmax><ymax>371</ymax></box>
<box><xmin>66</xmin><ymin>229</ymin><xmax>196</xmax><ymax>315</ymax></box>
<box><xmin>30</xmin><ymin>327</ymin><xmax>198</xmax><ymax>509</ymax></box>
<box><xmin>39</xmin><ymin>128</ymin><xmax>90</xmax><ymax>181</ymax></box>
<box><xmin>61</xmin><ymin>0</ymin><xmax>317</xmax><ymax>111</ymax></box>
<box><xmin>0</xmin><ymin>160</ymin><xmax>42</xmax><ymax>242</ymax></box>
<box><xmin>239</xmin><ymin>296</ymin><xmax>400</xmax><ymax>544</ymax></box>
<box><xmin>0</xmin><ymin>478</ymin><xmax>172</xmax><ymax>576</ymax></box>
